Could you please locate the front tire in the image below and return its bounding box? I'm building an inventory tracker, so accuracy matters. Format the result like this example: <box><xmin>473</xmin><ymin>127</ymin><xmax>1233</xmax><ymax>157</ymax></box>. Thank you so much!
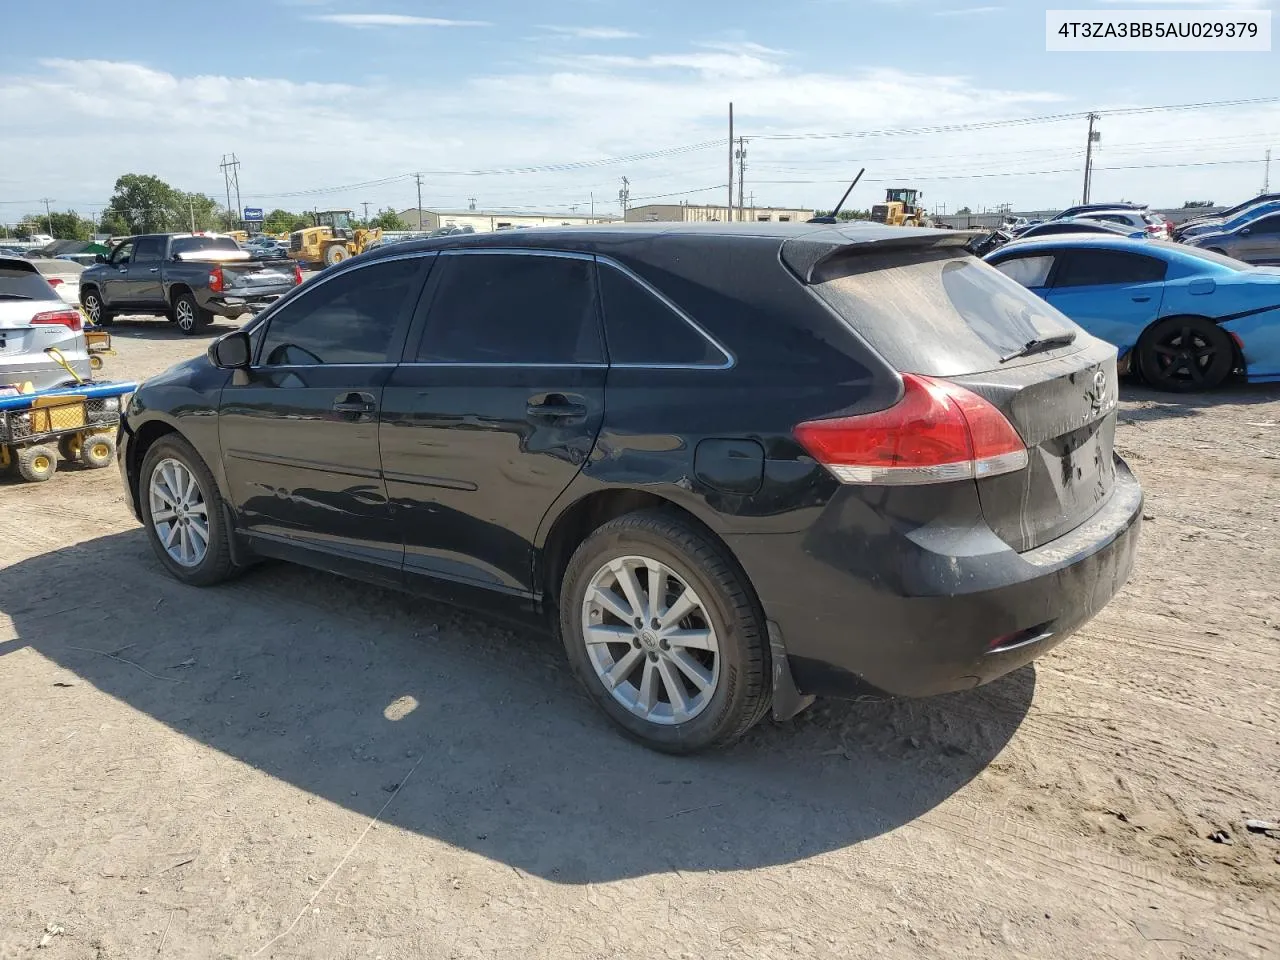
<box><xmin>1137</xmin><ymin>316</ymin><xmax>1233</xmax><ymax>392</ymax></box>
<box><xmin>323</xmin><ymin>244</ymin><xmax>348</xmax><ymax>267</ymax></box>
<box><xmin>559</xmin><ymin>509</ymin><xmax>771</xmax><ymax>754</ymax></box>
<box><xmin>81</xmin><ymin>433</ymin><xmax>116</xmax><ymax>469</ymax></box>
<box><xmin>17</xmin><ymin>445</ymin><xmax>57</xmax><ymax>482</ymax></box>
<box><xmin>139</xmin><ymin>435</ymin><xmax>237</xmax><ymax>586</ymax></box>
<box><xmin>81</xmin><ymin>289</ymin><xmax>114</xmax><ymax>327</ymax></box>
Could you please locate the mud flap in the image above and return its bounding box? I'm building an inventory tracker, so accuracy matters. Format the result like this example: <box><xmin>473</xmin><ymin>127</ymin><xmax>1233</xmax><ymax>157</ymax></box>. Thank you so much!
<box><xmin>767</xmin><ymin>619</ymin><xmax>815</xmax><ymax>721</ymax></box>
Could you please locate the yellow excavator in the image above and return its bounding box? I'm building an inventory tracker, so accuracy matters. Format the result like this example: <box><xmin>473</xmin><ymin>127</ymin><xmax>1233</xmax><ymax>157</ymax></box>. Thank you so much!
<box><xmin>288</xmin><ymin>210</ymin><xmax>383</xmax><ymax>268</ymax></box>
<box><xmin>870</xmin><ymin>188</ymin><xmax>931</xmax><ymax>227</ymax></box>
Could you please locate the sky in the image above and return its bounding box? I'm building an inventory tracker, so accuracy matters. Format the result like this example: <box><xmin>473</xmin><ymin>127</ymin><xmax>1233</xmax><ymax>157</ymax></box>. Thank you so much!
<box><xmin>2</xmin><ymin>0</ymin><xmax>1278</xmax><ymax>224</ymax></box>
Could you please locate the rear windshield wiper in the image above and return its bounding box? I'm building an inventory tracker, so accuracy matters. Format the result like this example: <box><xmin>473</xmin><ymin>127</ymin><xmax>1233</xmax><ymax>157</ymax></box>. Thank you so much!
<box><xmin>1000</xmin><ymin>332</ymin><xmax>1077</xmax><ymax>363</ymax></box>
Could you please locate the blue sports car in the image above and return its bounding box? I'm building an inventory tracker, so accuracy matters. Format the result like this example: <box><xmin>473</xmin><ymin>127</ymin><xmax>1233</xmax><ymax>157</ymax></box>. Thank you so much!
<box><xmin>984</xmin><ymin>236</ymin><xmax>1280</xmax><ymax>391</ymax></box>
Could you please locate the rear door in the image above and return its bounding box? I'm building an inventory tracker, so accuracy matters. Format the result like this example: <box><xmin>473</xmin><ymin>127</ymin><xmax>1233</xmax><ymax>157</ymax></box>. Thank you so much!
<box><xmin>127</xmin><ymin>236</ymin><xmax>166</xmax><ymax>305</ymax></box>
<box><xmin>1229</xmin><ymin>213</ymin><xmax>1280</xmax><ymax>264</ymax></box>
<box><xmin>1044</xmin><ymin>248</ymin><xmax>1166</xmax><ymax>347</ymax></box>
<box><xmin>379</xmin><ymin>250</ymin><xmax>606</xmax><ymax>602</ymax></box>
<box><xmin>809</xmin><ymin>250</ymin><xmax>1120</xmax><ymax>552</ymax></box>
<box><xmin>217</xmin><ymin>255</ymin><xmax>430</xmax><ymax>583</ymax></box>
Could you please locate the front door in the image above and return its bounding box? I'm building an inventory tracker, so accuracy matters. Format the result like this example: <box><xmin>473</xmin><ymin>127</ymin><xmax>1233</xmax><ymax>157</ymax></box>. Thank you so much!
<box><xmin>1045</xmin><ymin>248</ymin><xmax>1166</xmax><ymax>348</ymax></box>
<box><xmin>127</xmin><ymin>235</ymin><xmax>165</xmax><ymax>306</ymax></box>
<box><xmin>218</xmin><ymin>255</ymin><xmax>430</xmax><ymax>584</ymax></box>
<box><xmin>99</xmin><ymin>239</ymin><xmax>135</xmax><ymax>309</ymax></box>
<box><xmin>380</xmin><ymin>250</ymin><xmax>606</xmax><ymax>603</ymax></box>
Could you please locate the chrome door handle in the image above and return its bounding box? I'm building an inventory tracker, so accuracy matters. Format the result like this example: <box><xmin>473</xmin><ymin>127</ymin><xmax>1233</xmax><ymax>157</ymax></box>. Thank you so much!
<box><xmin>149</xmin><ymin>268</ymin><xmax>159</xmax><ymax>273</ymax></box>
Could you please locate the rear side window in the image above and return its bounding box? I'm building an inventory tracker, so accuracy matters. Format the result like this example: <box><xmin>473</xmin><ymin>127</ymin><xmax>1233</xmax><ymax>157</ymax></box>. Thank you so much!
<box><xmin>992</xmin><ymin>254</ymin><xmax>1054</xmax><ymax>288</ymax></box>
<box><xmin>811</xmin><ymin>250</ymin><xmax>1079</xmax><ymax>376</ymax></box>
<box><xmin>133</xmin><ymin>237</ymin><xmax>163</xmax><ymax>262</ymax></box>
<box><xmin>417</xmin><ymin>253</ymin><xmax>602</xmax><ymax>364</ymax></box>
<box><xmin>259</xmin><ymin>258</ymin><xmax>422</xmax><ymax>366</ymax></box>
<box><xmin>171</xmin><ymin>236</ymin><xmax>240</xmax><ymax>256</ymax></box>
<box><xmin>0</xmin><ymin>262</ymin><xmax>57</xmax><ymax>300</ymax></box>
<box><xmin>1053</xmin><ymin>250</ymin><xmax>1166</xmax><ymax>288</ymax></box>
<box><xmin>1248</xmin><ymin>214</ymin><xmax>1280</xmax><ymax>235</ymax></box>
<box><xmin>598</xmin><ymin>264</ymin><xmax>722</xmax><ymax>366</ymax></box>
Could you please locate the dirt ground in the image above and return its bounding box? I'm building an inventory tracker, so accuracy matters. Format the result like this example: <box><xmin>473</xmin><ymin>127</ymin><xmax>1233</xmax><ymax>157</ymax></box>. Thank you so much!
<box><xmin>1</xmin><ymin>316</ymin><xmax>1277</xmax><ymax>960</ymax></box>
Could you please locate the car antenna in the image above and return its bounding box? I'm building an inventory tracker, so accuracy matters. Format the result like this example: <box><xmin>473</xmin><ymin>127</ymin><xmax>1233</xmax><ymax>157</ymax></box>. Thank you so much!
<box><xmin>807</xmin><ymin>168</ymin><xmax>866</xmax><ymax>224</ymax></box>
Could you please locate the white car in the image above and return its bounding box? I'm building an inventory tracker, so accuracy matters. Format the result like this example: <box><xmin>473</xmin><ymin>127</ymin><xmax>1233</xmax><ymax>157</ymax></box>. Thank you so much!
<box><xmin>0</xmin><ymin>256</ymin><xmax>90</xmax><ymax>391</ymax></box>
<box><xmin>29</xmin><ymin>258</ymin><xmax>84</xmax><ymax>307</ymax></box>
<box><xmin>1077</xmin><ymin>209</ymin><xmax>1170</xmax><ymax>239</ymax></box>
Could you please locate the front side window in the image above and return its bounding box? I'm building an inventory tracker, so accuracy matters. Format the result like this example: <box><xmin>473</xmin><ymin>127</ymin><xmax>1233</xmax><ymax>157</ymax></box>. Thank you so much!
<box><xmin>1053</xmin><ymin>250</ymin><xmax>1167</xmax><ymax>288</ymax></box>
<box><xmin>110</xmin><ymin>241</ymin><xmax>134</xmax><ymax>265</ymax></box>
<box><xmin>133</xmin><ymin>237</ymin><xmax>163</xmax><ymax>263</ymax></box>
<box><xmin>992</xmin><ymin>254</ymin><xmax>1055</xmax><ymax>288</ymax></box>
<box><xmin>417</xmin><ymin>253</ymin><xmax>602</xmax><ymax>364</ymax></box>
<box><xmin>1246</xmin><ymin>214</ymin><xmax>1280</xmax><ymax>235</ymax></box>
<box><xmin>259</xmin><ymin>257</ymin><xmax>423</xmax><ymax>366</ymax></box>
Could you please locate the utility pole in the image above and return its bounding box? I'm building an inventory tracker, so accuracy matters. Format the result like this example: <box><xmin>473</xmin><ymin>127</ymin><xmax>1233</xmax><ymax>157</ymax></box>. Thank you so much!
<box><xmin>590</xmin><ymin>191</ymin><xmax>595</xmax><ymax>221</ymax></box>
<box><xmin>1264</xmin><ymin>148</ymin><xmax>1272</xmax><ymax>193</ymax></box>
<box><xmin>40</xmin><ymin>198</ymin><xmax>53</xmax><ymax>236</ymax></box>
<box><xmin>415</xmin><ymin>173</ymin><xmax>424</xmax><ymax>229</ymax></box>
<box><xmin>735</xmin><ymin>137</ymin><xmax>747</xmax><ymax>222</ymax></box>
<box><xmin>1082</xmin><ymin>113</ymin><xmax>1100</xmax><ymax>204</ymax></box>
<box><xmin>727</xmin><ymin>102</ymin><xmax>734</xmax><ymax>222</ymax></box>
<box><xmin>219</xmin><ymin>153</ymin><xmax>242</xmax><ymax>229</ymax></box>
<box><xmin>618</xmin><ymin>176</ymin><xmax>630</xmax><ymax>218</ymax></box>
<box><xmin>188</xmin><ymin>197</ymin><xmax>196</xmax><ymax>232</ymax></box>
<box><xmin>361</xmin><ymin>201</ymin><xmax>371</xmax><ymax>223</ymax></box>
<box><xmin>468</xmin><ymin>196</ymin><xmax>477</xmax><ymax>211</ymax></box>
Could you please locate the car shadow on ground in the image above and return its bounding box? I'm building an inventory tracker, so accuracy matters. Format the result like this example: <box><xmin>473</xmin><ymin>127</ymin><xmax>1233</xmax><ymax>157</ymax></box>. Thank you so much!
<box><xmin>0</xmin><ymin>529</ymin><xmax>1034</xmax><ymax>884</ymax></box>
<box><xmin>1119</xmin><ymin>380</ymin><xmax>1280</xmax><ymax>424</ymax></box>
<box><xmin>94</xmin><ymin>316</ymin><xmax>248</xmax><ymax>343</ymax></box>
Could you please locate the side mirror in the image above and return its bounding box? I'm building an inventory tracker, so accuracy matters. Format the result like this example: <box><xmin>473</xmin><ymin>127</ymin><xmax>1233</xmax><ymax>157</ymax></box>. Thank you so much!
<box><xmin>94</xmin><ymin>253</ymin><xmax>106</xmax><ymax>264</ymax></box>
<box><xmin>208</xmin><ymin>330</ymin><xmax>252</xmax><ymax>369</ymax></box>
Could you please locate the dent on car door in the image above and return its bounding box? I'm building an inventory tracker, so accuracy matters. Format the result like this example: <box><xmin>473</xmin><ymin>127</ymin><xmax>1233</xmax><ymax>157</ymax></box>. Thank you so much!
<box><xmin>380</xmin><ymin>251</ymin><xmax>607</xmax><ymax>602</ymax></box>
<box><xmin>1044</xmin><ymin>249</ymin><xmax>1167</xmax><ymax>350</ymax></box>
<box><xmin>217</xmin><ymin>256</ymin><xmax>430</xmax><ymax>582</ymax></box>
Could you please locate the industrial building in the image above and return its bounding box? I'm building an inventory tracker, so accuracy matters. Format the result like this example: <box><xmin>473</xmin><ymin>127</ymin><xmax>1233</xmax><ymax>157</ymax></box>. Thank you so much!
<box><xmin>624</xmin><ymin>203</ymin><xmax>816</xmax><ymax>224</ymax></box>
<box><xmin>396</xmin><ymin>208</ymin><xmax>616</xmax><ymax>233</ymax></box>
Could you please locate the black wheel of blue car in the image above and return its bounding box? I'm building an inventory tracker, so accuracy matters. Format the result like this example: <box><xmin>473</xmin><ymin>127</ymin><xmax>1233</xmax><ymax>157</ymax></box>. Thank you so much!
<box><xmin>1137</xmin><ymin>316</ymin><xmax>1233</xmax><ymax>393</ymax></box>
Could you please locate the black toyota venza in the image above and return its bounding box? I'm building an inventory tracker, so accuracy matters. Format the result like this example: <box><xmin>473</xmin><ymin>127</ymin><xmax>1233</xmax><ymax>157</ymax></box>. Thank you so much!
<box><xmin>118</xmin><ymin>223</ymin><xmax>1142</xmax><ymax>753</ymax></box>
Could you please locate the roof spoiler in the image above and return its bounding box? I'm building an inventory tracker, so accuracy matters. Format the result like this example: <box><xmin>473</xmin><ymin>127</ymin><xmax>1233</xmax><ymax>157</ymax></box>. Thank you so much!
<box><xmin>781</xmin><ymin>225</ymin><xmax>984</xmax><ymax>284</ymax></box>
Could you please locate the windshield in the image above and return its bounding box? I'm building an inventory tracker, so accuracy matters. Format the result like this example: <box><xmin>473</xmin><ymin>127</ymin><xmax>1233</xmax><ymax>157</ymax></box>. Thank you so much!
<box><xmin>1174</xmin><ymin>245</ymin><xmax>1249</xmax><ymax>271</ymax></box>
<box><xmin>812</xmin><ymin>250</ymin><xmax>1080</xmax><ymax>376</ymax></box>
<box><xmin>0</xmin><ymin>262</ymin><xmax>59</xmax><ymax>300</ymax></box>
<box><xmin>171</xmin><ymin>236</ymin><xmax>241</xmax><ymax>255</ymax></box>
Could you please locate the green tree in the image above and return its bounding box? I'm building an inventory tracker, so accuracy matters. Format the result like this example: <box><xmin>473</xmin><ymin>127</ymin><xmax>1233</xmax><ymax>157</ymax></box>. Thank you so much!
<box><xmin>956</xmin><ymin>206</ymin><xmax>972</xmax><ymax>215</ymax></box>
<box><xmin>263</xmin><ymin>208</ymin><xmax>311</xmax><ymax>234</ymax></box>
<box><xmin>103</xmin><ymin>174</ymin><xmax>183</xmax><ymax>233</ymax></box>
<box><xmin>43</xmin><ymin>210</ymin><xmax>95</xmax><ymax>241</ymax></box>
<box><xmin>370</xmin><ymin>207</ymin><xmax>408</xmax><ymax>231</ymax></box>
<box><xmin>176</xmin><ymin>192</ymin><xmax>222</xmax><ymax>232</ymax></box>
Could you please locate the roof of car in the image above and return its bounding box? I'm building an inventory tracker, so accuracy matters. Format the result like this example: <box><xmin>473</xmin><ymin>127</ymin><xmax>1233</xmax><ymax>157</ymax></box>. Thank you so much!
<box><xmin>988</xmin><ymin>235</ymin><xmax>1160</xmax><ymax>256</ymax></box>
<box><xmin>363</xmin><ymin>221</ymin><xmax>981</xmax><ymax>282</ymax></box>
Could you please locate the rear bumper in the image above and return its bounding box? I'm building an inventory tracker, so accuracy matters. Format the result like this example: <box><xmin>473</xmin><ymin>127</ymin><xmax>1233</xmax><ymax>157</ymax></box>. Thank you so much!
<box><xmin>201</xmin><ymin>287</ymin><xmax>294</xmax><ymax>318</ymax></box>
<box><xmin>727</xmin><ymin>458</ymin><xmax>1143</xmax><ymax>700</ymax></box>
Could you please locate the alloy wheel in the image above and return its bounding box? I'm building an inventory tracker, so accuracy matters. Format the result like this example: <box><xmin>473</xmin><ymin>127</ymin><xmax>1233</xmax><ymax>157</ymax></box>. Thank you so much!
<box><xmin>149</xmin><ymin>457</ymin><xmax>209</xmax><ymax>567</ymax></box>
<box><xmin>84</xmin><ymin>294</ymin><xmax>100</xmax><ymax>323</ymax></box>
<box><xmin>175</xmin><ymin>299</ymin><xmax>196</xmax><ymax>332</ymax></box>
<box><xmin>1151</xmin><ymin>324</ymin><xmax>1217</xmax><ymax>388</ymax></box>
<box><xmin>581</xmin><ymin>555</ymin><xmax>721</xmax><ymax>725</ymax></box>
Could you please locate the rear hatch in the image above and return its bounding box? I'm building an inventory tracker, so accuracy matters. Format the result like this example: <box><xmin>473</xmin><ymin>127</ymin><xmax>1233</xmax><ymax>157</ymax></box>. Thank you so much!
<box><xmin>795</xmin><ymin>240</ymin><xmax>1118</xmax><ymax>552</ymax></box>
<box><xmin>0</xmin><ymin>260</ymin><xmax>87</xmax><ymax>388</ymax></box>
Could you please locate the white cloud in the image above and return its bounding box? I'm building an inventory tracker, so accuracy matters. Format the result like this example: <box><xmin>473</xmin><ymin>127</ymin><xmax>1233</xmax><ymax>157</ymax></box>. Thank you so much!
<box><xmin>2</xmin><ymin>53</ymin><xmax>1276</xmax><ymax>219</ymax></box>
<box><xmin>1094</xmin><ymin>0</ymin><xmax>1269</xmax><ymax>6</ymax></box>
<box><xmin>540</xmin><ymin>26</ymin><xmax>642</xmax><ymax>40</ymax></box>
<box><xmin>312</xmin><ymin>14</ymin><xmax>490</xmax><ymax>27</ymax></box>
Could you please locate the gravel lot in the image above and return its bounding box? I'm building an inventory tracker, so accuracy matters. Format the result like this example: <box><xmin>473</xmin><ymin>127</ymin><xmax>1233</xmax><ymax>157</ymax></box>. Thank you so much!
<box><xmin>1</xmin><ymin>316</ymin><xmax>1277</xmax><ymax>959</ymax></box>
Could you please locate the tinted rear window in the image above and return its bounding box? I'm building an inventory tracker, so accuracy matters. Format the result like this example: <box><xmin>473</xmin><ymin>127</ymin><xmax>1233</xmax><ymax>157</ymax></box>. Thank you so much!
<box><xmin>811</xmin><ymin>250</ymin><xmax>1079</xmax><ymax>376</ymax></box>
<box><xmin>0</xmin><ymin>262</ymin><xmax>58</xmax><ymax>300</ymax></box>
<box><xmin>171</xmin><ymin>236</ymin><xmax>241</xmax><ymax>256</ymax></box>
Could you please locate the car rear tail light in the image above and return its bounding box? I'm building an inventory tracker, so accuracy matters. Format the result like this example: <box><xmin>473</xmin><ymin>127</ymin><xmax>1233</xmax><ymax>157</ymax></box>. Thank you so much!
<box><xmin>208</xmin><ymin>265</ymin><xmax>225</xmax><ymax>292</ymax></box>
<box><xmin>30</xmin><ymin>309</ymin><xmax>83</xmax><ymax>332</ymax></box>
<box><xmin>793</xmin><ymin>374</ymin><xmax>1028</xmax><ymax>485</ymax></box>
<box><xmin>293</xmin><ymin>263</ymin><xmax>303</xmax><ymax>285</ymax></box>
<box><xmin>47</xmin><ymin>277</ymin><xmax>63</xmax><ymax>287</ymax></box>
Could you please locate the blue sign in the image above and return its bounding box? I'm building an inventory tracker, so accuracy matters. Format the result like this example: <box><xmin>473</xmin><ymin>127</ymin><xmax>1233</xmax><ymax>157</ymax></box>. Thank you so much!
<box><xmin>243</xmin><ymin>207</ymin><xmax>264</xmax><ymax>222</ymax></box>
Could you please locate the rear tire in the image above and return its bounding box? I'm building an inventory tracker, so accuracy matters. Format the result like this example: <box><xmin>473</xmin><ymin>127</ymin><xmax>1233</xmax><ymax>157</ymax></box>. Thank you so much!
<box><xmin>558</xmin><ymin>509</ymin><xmax>771</xmax><ymax>754</ymax></box>
<box><xmin>139</xmin><ymin>434</ymin><xmax>237</xmax><ymax>586</ymax></box>
<box><xmin>172</xmin><ymin>292</ymin><xmax>210</xmax><ymax>336</ymax></box>
<box><xmin>1137</xmin><ymin>316</ymin><xmax>1233</xmax><ymax>392</ymax></box>
<box><xmin>17</xmin><ymin>445</ymin><xmax>57</xmax><ymax>482</ymax></box>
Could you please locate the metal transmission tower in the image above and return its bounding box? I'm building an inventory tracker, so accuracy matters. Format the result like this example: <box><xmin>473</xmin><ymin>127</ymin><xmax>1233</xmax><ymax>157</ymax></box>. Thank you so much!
<box><xmin>618</xmin><ymin>176</ymin><xmax>630</xmax><ymax>217</ymax></box>
<box><xmin>219</xmin><ymin>154</ymin><xmax>242</xmax><ymax>229</ymax></box>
